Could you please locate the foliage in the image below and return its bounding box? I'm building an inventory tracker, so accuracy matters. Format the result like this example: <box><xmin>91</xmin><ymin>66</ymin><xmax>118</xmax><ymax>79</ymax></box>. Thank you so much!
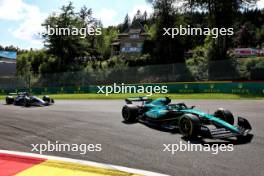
<box><xmin>239</xmin><ymin>57</ymin><xmax>264</xmax><ymax>80</ymax></box>
<box><xmin>0</xmin><ymin>45</ymin><xmax>27</xmax><ymax>54</ymax></box>
<box><xmin>96</xmin><ymin>27</ymin><xmax>119</xmax><ymax>59</ymax></box>
<box><xmin>184</xmin><ymin>0</ymin><xmax>259</xmax><ymax>60</ymax></box>
<box><xmin>151</xmin><ymin>0</ymin><xmax>185</xmax><ymax>63</ymax></box>
<box><xmin>126</xmin><ymin>54</ymin><xmax>152</xmax><ymax>66</ymax></box>
<box><xmin>186</xmin><ymin>46</ymin><xmax>208</xmax><ymax>80</ymax></box>
<box><xmin>11</xmin><ymin>0</ymin><xmax>264</xmax><ymax>83</ymax></box>
<box><xmin>16</xmin><ymin>53</ymin><xmax>32</xmax><ymax>77</ymax></box>
<box><xmin>119</xmin><ymin>14</ymin><xmax>131</xmax><ymax>33</ymax></box>
<box><xmin>132</xmin><ymin>10</ymin><xmax>148</xmax><ymax>26</ymax></box>
<box><xmin>235</xmin><ymin>22</ymin><xmax>257</xmax><ymax>47</ymax></box>
<box><xmin>42</xmin><ymin>2</ymin><xmax>97</xmax><ymax>72</ymax></box>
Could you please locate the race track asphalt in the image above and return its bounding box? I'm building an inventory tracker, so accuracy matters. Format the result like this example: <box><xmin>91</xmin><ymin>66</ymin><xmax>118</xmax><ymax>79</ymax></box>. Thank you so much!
<box><xmin>0</xmin><ymin>100</ymin><xmax>263</xmax><ymax>176</ymax></box>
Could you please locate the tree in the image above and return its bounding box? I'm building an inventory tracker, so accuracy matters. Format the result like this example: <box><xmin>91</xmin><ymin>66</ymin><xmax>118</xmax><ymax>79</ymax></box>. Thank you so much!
<box><xmin>96</xmin><ymin>26</ymin><xmax>119</xmax><ymax>59</ymax></box>
<box><xmin>16</xmin><ymin>53</ymin><xmax>32</xmax><ymax>77</ymax></box>
<box><xmin>79</xmin><ymin>6</ymin><xmax>93</xmax><ymax>23</ymax></box>
<box><xmin>235</xmin><ymin>22</ymin><xmax>256</xmax><ymax>47</ymax></box>
<box><xmin>42</xmin><ymin>2</ymin><xmax>94</xmax><ymax>72</ymax></box>
<box><xmin>16</xmin><ymin>53</ymin><xmax>33</xmax><ymax>88</ymax></box>
<box><xmin>147</xmin><ymin>0</ymin><xmax>259</xmax><ymax>60</ymax></box>
<box><xmin>143</xmin><ymin>11</ymin><xmax>148</xmax><ymax>22</ymax></box>
<box><xmin>79</xmin><ymin>6</ymin><xmax>100</xmax><ymax>50</ymax></box>
<box><xmin>132</xmin><ymin>10</ymin><xmax>148</xmax><ymax>25</ymax></box>
<box><xmin>149</xmin><ymin>0</ymin><xmax>185</xmax><ymax>63</ymax></box>
<box><xmin>184</xmin><ymin>0</ymin><xmax>259</xmax><ymax>60</ymax></box>
<box><xmin>132</xmin><ymin>10</ymin><xmax>143</xmax><ymax>24</ymax></box>
<box><xmin>120</xmin><ymin>14</ymin><xmax>131</xmax><ymax>32</ymax></box>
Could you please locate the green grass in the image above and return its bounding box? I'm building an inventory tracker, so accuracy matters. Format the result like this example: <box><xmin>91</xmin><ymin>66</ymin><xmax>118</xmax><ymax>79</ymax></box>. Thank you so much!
<box><xmin>2</xmin><ymin>93</ymin><xmax>262</xmax><ymax>100</ymax></box>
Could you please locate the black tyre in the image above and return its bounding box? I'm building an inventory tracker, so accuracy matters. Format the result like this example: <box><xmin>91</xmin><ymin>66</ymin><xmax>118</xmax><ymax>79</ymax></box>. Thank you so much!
<box><xmin>43</xmin><ymin>96</ymin><xmax>51</xmax><ymax>102</ymax></box>
<box><xmin>6</xmin><ymin>96</ymin><xmax>14</xmax><ymax>104</ymax></box>
<box><xmin>214</xmin><ymin>109</ymin><xmax>234</xmax><ymax>125</ymax></box>
<box><xmin>179</xmin><ymin>114</ymin><xmax>201</xmax><ymax>138</ymax></box>
<box><xmin>23</xmin><ymin>97</ymin><xmax>30</xmax><ymax>107</ymax></box>
<box><xmin>122</xmin><ymin>105</ymin><xmax>139</xmax><ymax>123</ymax></box>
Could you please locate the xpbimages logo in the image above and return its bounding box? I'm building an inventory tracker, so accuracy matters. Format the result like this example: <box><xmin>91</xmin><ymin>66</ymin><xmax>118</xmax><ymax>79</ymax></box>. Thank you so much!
<box><xmin>39</xmin><ymin>25</ymin><xmax>102</xmax><ymax>38</ymax></box>
<box><xmin>163</xmin><ymin>25</ymin><xmax>234</xmax><ymax>39</ymax></box>
<box><xmin>163</xmin><ymin>141</ymin><xmax>234</xmax><ymax>155</ymax></box>
<box><xmin>31</xmin><ymin>141</ymin><xmax>102</xmax><ymax>155</ymax></box>
<box><xmin>97</xmin><ymin>83</ymin><xmax>168</xmax><ymax>96</ymax></box>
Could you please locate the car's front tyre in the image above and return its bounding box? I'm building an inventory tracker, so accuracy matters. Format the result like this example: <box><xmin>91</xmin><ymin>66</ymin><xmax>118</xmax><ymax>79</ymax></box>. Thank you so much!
<box><xmin>43</xmin><ymin>95</ymin><xmax>51</xmax><ymax>102</ymax></box>
<box><xmin>179</xmin><ymin>114</ymin><xmax>201</xmax><ymax>138</ymax></box>
<box><xmin>122</xmin><ymin>105</ymin><xmax>139</xmax><ymax>123</ymax></box>
<box><xmin>214</xmin><ymin>108</ymin><xmax>234</xmax><ymax>125</ymax></box>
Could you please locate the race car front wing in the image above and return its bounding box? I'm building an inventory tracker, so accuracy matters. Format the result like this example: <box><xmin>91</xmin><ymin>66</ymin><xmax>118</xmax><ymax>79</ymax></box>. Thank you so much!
<box><xmin>200</xmin><ymin>117</ymin><xmax>252</xmax><ymax>139</ymax></box>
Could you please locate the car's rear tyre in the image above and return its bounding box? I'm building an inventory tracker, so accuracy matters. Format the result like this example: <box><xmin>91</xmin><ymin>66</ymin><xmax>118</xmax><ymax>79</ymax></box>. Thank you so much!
<box><xmin>179</xmin><ymin>114</ymin><xmax>201</xmax><ymax>138</ymax></box>
<box><xmin>6</xmin><ymin>96</ymin><xmax>14</xmax><ymax>104</ymax></box>
<box><xmin>122</xmin><ymin>105</ymin><xmax>139</xmax><ymax>123</ymax></box>
<box><xmin>214</xmin><ymin>109</ymin><xmax>234</xmax><ymax>125</ymax></box>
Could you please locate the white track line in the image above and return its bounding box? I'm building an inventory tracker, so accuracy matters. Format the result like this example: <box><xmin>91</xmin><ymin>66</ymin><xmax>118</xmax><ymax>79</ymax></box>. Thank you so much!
<box><xmin>0</xmin><ymin>150</ymin><xmax>169</xmax><ymax>176</ymax></box>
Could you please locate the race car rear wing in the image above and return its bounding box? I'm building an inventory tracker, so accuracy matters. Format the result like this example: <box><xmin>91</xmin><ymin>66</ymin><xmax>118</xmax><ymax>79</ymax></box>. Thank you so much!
<box><xmin>125</xmin><ymin>97</ymin><xmax>151</xmax><ymax>104</ymax></box>
<box><xmin>8</xmin><ymin>92</ymin><xmax>29</xmax><ymax>96</ymax></box>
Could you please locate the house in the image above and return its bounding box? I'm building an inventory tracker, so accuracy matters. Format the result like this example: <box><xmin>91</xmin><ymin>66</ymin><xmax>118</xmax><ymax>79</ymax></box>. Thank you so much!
<box><xmin>111</xmin><ymin>22</ymin><xmax>150</xmax><ymax>56</ymax></box>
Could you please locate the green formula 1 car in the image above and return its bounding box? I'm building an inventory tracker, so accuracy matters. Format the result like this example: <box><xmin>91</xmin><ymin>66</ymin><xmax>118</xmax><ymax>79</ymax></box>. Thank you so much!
<box><xmin>122</xmin><ymin>97</ymin><xmax>252</xmax><ymax>140</ymax></box>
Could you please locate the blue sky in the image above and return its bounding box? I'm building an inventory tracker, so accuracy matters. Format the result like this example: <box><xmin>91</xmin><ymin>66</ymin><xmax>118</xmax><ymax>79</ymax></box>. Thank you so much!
<box><xmin>0</xmin><ymin>0</ymin><xmax>153</xmax><ymax>49</ymax></box>
<box><xmin>0</xmin><ymin>0</ymin><xmax>263</xmax><ymax>49</ymax></box>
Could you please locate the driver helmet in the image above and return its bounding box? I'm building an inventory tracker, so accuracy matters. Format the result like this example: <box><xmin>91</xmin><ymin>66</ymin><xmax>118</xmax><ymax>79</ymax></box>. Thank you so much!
<box><xmin>165</xmin><ymin>97</ymin><xmax>171</xmax><ymax>104</ymax></box>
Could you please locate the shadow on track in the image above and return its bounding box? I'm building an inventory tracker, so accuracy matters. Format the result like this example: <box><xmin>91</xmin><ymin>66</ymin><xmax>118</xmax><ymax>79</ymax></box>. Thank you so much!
<box><xmin>122</xmin><ymin>121</ymin><xmax>254</xmax><ymax>145</ymax></box>
<box><xmin>181</xmin><ymin>134</ymin><xmax>254</xmax><ymax>146</ymax></box>
<box><xmin>122</xmin><ymin>120</ymin><xmax>179</xmax><ymax>134</ymax></box>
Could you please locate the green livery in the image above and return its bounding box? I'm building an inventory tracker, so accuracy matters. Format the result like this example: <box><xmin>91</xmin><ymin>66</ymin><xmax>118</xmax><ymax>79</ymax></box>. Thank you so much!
<box><xmin>122</xmin><ymin>97</ymin><xmax>252</xmax><ymax>140</ymax></box>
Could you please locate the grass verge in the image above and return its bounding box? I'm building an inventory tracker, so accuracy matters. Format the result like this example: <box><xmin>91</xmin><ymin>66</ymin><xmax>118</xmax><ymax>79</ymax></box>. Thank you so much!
<box><xmin>1</xmin><ymin>93</ymin><xmax>262</xmax><ymax>100</ymax></box>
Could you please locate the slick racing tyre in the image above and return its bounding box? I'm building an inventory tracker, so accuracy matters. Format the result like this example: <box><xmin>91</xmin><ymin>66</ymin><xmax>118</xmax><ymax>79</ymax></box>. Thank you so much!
<box><xmin>179</xmin><ymin>114</ymin><xmax>201</xmax><ymax>138</ymax></box>
<box><xmin>6</xmin><ymin>96</ymin><xmax>14</xmax><ymax>104</ymax></box>
<box><xmin>43</xmin><ymin>96</ymin><xmax>54</xmax><ymax>104</ymax></box>
<box><xmin>214</xmin><ymin>108</ymin><xmax>234</xmax><ymax>125</ymax></box>
<box><xmin>23</xmin><ymin>97</ymin><xmax>31</xmax><ymax>107</ymax></box>
<box><xmin>43</xmin><ymin>96</ymin><xmax>51</xmax><ymax>102</ymax></box>
<box><xmin>122</xmin><ymin>105</ymin><xmax>139</xmax><ymax>123</ymax></box>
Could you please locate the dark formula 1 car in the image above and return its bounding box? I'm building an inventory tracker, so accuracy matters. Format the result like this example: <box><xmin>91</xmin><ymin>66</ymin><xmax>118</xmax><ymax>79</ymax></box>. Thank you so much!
<box><xmin>5</xmin><ymin>92</ymin><xmax>54</xmax><ymax>107</ymax></box>
<box><xmin>122</xmin><ymin>97</ymin><xmax>252</xmax><ymax>140</ymax></box>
